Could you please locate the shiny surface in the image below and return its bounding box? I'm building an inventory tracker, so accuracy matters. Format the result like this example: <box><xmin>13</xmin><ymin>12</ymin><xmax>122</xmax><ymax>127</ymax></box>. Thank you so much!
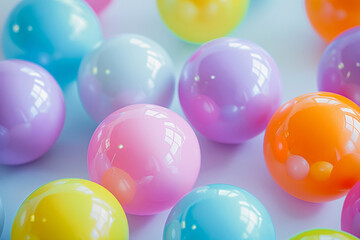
<box><xmin>11</xmin><ymin>178</ymin><xmax>129</xmax><ymax>240</ymax></box>
<box><xmin>290</xmin><ymin>229</ymin><xmax>358</xmax><ymax>240</ymax></box>
<box><xmin>85</xmin><ymin>0</ymin><xmax>113</xmax><ymax>14</ymax></box>
<box><xmin>264</xmin><ymin>92</ymin><xmax>360</xmax><ymax>202</ymax></box>
<box><xmin>341</xmin><ymin>181</ymin><xmax>360</xmax><ymax>238</ymax></box>
<box><xmin>179</xmin><ymin>38</ymin><xmax>282</xmax><ymax>144</ymax></box>
<box><xmin>163</xmin><ymin>184</ymin><xmax>276</xmax><ymax>240</ymax></box>
<box><xmin>305</xmin><ymin>0</ymin><xmax>360</xmax><ymax>42</ymax></box>
<box><xmin>2</xmin><ymin>0</ymin><xmax>103</xmax><ymax>86</ymax></box>
<box><xmin>157</xmin><ymin>0</ymin><xmax>249</xmax><ymax>44</ymax></box>
<box><xmin>0</xmin><ymin>60</ymin><xmax>65</xmax><ymax>165</ymax></box>
<box><xmin>0</xmin><ymin>197</ymin><xmax>4</xmax><ymax>237</ymax></box>
<box><xmin>78</xmin><ymin>34</ymin><xmax>175</xmax><ymax>123</ymax></box>
<box><xmin>318</xmin><ymin>27</ymin><xmax>360</xmax><ymax>106</ymax></box>
<box><xmin>87</xmin><ymin>104</ymin><xmax>201</xmax><ymax>215</ymax></box>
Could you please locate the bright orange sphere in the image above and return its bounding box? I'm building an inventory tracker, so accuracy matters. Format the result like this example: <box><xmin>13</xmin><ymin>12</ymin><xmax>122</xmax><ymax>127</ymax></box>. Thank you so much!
<box><xmin>264</xmin><ymin>92</ymin><xmax>360</xmax><ymax>202</ymax></box>
<box><xmin>305</xmin><ymin>0</ymin><xmax>360</xmax><ymax>42</ymax></box>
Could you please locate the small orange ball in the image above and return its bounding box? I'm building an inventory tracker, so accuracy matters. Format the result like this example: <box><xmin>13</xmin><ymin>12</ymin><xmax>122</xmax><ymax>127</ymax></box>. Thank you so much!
<box><xmin>305</xmin><ymin>0</ymin><xmax>360</xmax><ymax>42</ymax></box>
<box><xmin>264</xmin><ymin>92</ymin><xmax>360</xmax><ymax>202</ymax></box>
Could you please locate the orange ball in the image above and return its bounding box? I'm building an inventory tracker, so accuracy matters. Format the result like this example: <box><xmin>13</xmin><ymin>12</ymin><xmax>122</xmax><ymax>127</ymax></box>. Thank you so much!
<box><xmin>264</xmin><ymin>92</ymin><xmax>360</xmax><ymax>202</ymax></box>
<box><xmin>305</xmin><ymin>0</ymin><xmax>360</xmax><ymax>42</ymax></box>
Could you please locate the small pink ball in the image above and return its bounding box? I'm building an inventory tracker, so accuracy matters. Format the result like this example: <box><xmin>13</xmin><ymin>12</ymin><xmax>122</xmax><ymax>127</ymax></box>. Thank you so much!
<box><xmin>87</xmin><ymin>104</ymin><xmax>201</xmax><ymax>215</ymax></box>
<box><xmin>85</xmin><ymin>0</ymin><xmax>113</xmax><ymax>14</ymax></box>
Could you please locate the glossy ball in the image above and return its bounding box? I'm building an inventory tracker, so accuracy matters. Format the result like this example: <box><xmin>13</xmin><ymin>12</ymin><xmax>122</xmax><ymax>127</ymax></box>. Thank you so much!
<box><xmin>78</xmin><ymin>34</ymin><xmax>176</xmax><ymax>123</ymax></box>
<box><xmin>11</xmin><ymin>179</ymin><xmax>129</xmax><ymax>240</ymax></box>
<box><xmin>264</xmin><ymin>92</ymin><xmax>360</xmax><ymax>202</ymax></box>
<box><xmin>0</xmin><ymin>60</ymin><xmax>65</xmax><ymax>165</ymax></box>
<box><xmin>179</xmin><ymin>38</ymin><xmax>282</xmax><ymax>144</ymax></box>
<box><xmin>163</xmin><ymin>184</ymin><xmax>276</xmax><ymax>240</ymax></box>
<box><xmin>290</xmin><ymin>229</ymin><xmax>358</xmax><ymax>240</ymax></box>
<box><xmin>87</xmin><ymin>104</ymin><xmax>201</xmax><ymax>215</ymax></box>
<box><xmin>305</xmin><ymin>0</ymin><xmax>360</xmax><ymax>42</ymax></box>
<box><xmin>85</xmin><ymin>0</ymin><xmax>113</xmax><ymax>14</ymax></box>
<box><xmin>2</xmin><ymin>0</ymin><xmax>103</xmax><ymax>86</ymax></box>
<box><xmin>0</xmin><ymin>197</ymin><xmax>4</xmax><ymax>237</ymax></box>
<box><xmin>157</xmin><ymin>0</ymin><xmax>249</xmax><ymax>44</ymax></box>
<box><xmin>342</xmin><ymin>181</ymin><xmax>360</xmax><ymax>237</ymax></box>
<box><xmin>318</xmin><ymin>27</ymin><xmax>360</xmax><ymax>106</ymax></box>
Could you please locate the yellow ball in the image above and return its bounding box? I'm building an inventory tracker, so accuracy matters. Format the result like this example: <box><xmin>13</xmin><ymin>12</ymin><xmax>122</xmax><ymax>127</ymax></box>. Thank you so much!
<box><xmin>11</xmin><ymin>179</ymin><xmax>129</xmax><ymax>240</ymax></box>
<box><xmin>290</xmin><ymin>229</ymin><xmax>358</xmax><ymax>240</ymax></box>
<box><xmin>157</xmin><ymin>0</ymin><xmax>250</xmax><ymax>44</ymax></box>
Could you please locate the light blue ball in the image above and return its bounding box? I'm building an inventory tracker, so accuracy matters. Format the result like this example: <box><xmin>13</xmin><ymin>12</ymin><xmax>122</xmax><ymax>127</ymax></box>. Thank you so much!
<box><xmin>78</xmin><ymin>34</ymin><xmax>175</xmax><ymax>123</ymax></box>
<box><xmin>2</xmin><ymin>0</ymin><xmax>103</xmax><ymax>87</ymax></box>
<box><xmin>0</xmin><ymin>197</ymin><xmax>4</xmax><ymax>237</ymax></box>
<box><xmin>164</xmin><ymin>184</ymin><xmax>276</xmax><ymax>240</ymax></box>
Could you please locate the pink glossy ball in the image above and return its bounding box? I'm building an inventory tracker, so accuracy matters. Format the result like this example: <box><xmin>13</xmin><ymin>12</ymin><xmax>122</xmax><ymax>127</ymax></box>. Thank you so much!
<box><xmin>342</xmin><ymin>180</ymin><xmax>360</xmax><ymax>238</ymax></box>
<box><xmin>85</xmin><ymin>0</ymin><xmax>112</xmax><ymax>14</ymax></box>
<box><xmin>87</xmin><ymin>104</ymin><xmax>201</xmax><ymax>215</ymax></box>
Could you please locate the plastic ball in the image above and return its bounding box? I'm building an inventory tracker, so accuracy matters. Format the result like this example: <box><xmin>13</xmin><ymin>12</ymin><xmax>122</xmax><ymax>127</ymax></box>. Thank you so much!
<box><xmin>163</xmin><ymin>184</ymin><xmax>276</xmax><ymax>240</ymax></box>
<box><xmin>11</xmin><ymin>179</ymin><xmax>129</xmax><ymax>240</ymax></box>
<box><xmin>305</xmin><ymin>0</ymin><xmax>360</xmax><ymax>42</ymax></box>
<box><xmin>78</xmin><ymin>34</ymin><xmax>176</xmax><ymax>123</ymax></box>
<box><xmin>179</xmin><ymin>38</ymin><xmax>282</xmax><ymax>144</ymax></box>
<box><xmin>264</xmin><ymin>92</ymin><xmax>360</xmax><ymax>202</ymax></box>
<box><xmin>342</xmin><ymin>181</ymin><xmax>360</xmax><ymax>238</ymax></box>
<box><xmin>0</xmin><ymin>60</ymin><xmax>65</xmax><ymax>165</ymax></box>
<box><xmin>318</xmin><ymin>27</ymin><xmax>360</xmax><ymax>106</ymax></box>
<box><xmin>2</xmin><ymin>0</ymin><xmax>103</xmax><ymax>86</ymax></box>
<box><xmin>157</xmin><ymin>0</ymin><xmax>249</xmax><ymax>44</ymax></box>
<box><xmin>87</xmin><ymin>104</ymin><xmax>201</xmax><ymax>215</ymax></box>
<box><xmin>85</xmin><ymin>0</ymin><xmax>113</xmax><ymax>14</ymax></box>
<box><xmin>290</xmin><ymin>229</ymin><xmax>358</xmax><ymax>240</ymax></box>
<box><xmin>0</xmin><ymin>197</ymin><xmax>4</xmax><ymax>237</ymax></box>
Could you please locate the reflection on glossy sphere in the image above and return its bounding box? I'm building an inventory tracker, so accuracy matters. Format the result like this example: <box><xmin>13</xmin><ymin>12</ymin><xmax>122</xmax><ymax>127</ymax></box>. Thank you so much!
<box><xmin>0</xmin><ymin>197</ymin><xmax>4</xmax><ymax>237</ymax></box>
<box><xmin>264</xmin><ymin>92</ymin><xmax>360</xmax><ymax>202</ymax></box>
<box><xmin>290</xmin><ymin>229</ymin><xmax>358</xmax><ymax>240</ymax></box>
<box><xmin>2</xmin><ymin>0</ymin><xmax>102</xmax><ymax>86</ymax></box>
<box><xmin>11</xmin><ymin>179</ymin><xmax>129</xmax><ymax>240</ymax></box>
<box><xmin>87</xmin><ymin>104</ymin><xmax>201</xmax><ymax>215</ymax></box>
<box><xmin>305</xmin><ymin>0</ymin><xmax>360</xmax><ymax>42</ymax></box>
<box><xmin>157</xmin><ymin>0</ymin><xmax>249</xmax><ymax>44</ymax></box>
<box><xmin>85</xmin><ymin>0</ymin><xmax>113</xmax><ymax>14</ymax></box>
<box><xmin>318</xmin><ymin>27</ymin><xmax>360</xmax><ymax>106</ymax></box>
<box><xmin>78</xmin><ymin>34</ymin><xmax>176</xmax><ymax>123</ymax></box>
<box><xmin>342</xmin><ymin>181</ymin><xmax>360</xmax><ymax>238</ymax></box>
<box><xmin>0</xmin><ymin>60</ymin><xmax>65</xmax><ymax>165</ymax></box>
<box><xmin>179</xmin><ymin>38</ymin><xmax>282</xmax><ymax>144</ymax></box>
<box><xmin>163</xmin><ymin>184</ymin><xmax>276</xmax><ymax>240</ymax></box>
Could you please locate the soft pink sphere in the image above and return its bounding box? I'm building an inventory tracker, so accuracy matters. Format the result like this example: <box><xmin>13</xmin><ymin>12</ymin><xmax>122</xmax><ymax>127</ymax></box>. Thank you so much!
<box><xmin>85</xmin><ymin>0</ymin><xmax>112</xmax><ymax>14</ymax></box>
<box><xmin>87</xmin><ymin>104</ymin><xmax>201</xmax><ymax>215</ymax></box>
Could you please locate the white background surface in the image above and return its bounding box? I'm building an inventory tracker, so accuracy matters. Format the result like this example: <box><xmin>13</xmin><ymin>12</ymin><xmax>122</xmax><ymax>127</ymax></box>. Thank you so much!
<box><xmin>0</xmin><ymin>0</ymin><xmax>344</xmax><ymax>239</ymax></box>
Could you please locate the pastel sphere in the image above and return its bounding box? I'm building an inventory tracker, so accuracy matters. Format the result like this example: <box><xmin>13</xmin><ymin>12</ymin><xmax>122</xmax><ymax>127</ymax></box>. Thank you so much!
<box><xmin>87</xmin><ymin>104</ymin><xmax>201</xmax><ymax>215</ymax></box>
<box><xmin>305</xmin><ymin>0</ymin><xmax>360</xmax><ymax>42</ymax></box>
<box><xmin>78</xmin><ymin>34</ymin><xmax>176</xmax><ymax>123</ymax></box>
<box><xmin>0</xmin><ymin>60</ymin><xmax>65</xmax><ymax>165</ymax></box>
<box><xmin>0</xmin><ymin>197</ymin><xmax>4</xmax><ymax>237</ymax></box>
<box><xmin>290</xmin><ymin>229</ymin><xmax>358</xmax><ymax>240</ymax></box>
<box><xmin>157</xmin><ymin>0</ymin><xmax>249</xmax><ymax>44</ymax></box>
<box><xmin>342</xmin><ymin>181</ymin><xmax>360</xmax><ymax>238</ymax></box>
<box><xmin>85</xmin><ymin>0</ymin><xmax>113</xmax><ymax>14</ymax></box>
<box><xmin>264</xmin><ymin>92</ymin><xmax>360</xmax><ymax>202</ymax></box>
<box><xmin>2</xmin><ymin>0</ymin><xmax>103</xmax><ymax>86</ymax></box>
<box><xmin>11</xmin><ymin>179</ymin><xmax>129</xmax><ymax>240</ymax></box>
<box><xmin>163</xmin><ymin>184</ymin><xmax>276</xmax><ymax>240</ymax></box>
<box><xmin>179</xmin><ymin>38</ymin><xmax>282</xmax><ymax>144</ymax></box>
<box><xmin>318</xmin><ymin>27</ymin><xmax>360</xmax><ymax>106</ymax></box>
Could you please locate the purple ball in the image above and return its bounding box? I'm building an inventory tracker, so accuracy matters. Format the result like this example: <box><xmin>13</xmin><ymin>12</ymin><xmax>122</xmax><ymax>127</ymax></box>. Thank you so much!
<box><xmin>0</xmin><ymin>60</ymin><xmax>65</xmax><ymax>165</ymax></box>
<box><xmin>318</xmin><ymin>26</ymin><xmax>360</xmax><ymax>105</ymax></box>
<box><xmin>179</xmin><ymin>38</ymin><xmax>282</xmax><ymax>144</ymax></box>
